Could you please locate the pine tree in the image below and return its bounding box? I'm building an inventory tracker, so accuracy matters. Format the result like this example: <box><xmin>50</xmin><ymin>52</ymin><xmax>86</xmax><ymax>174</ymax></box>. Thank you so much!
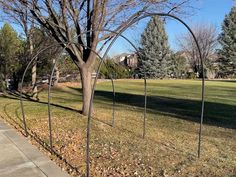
<box><xmin>139</xmin><ymin>16</ymin><xmax>170</xmax><ymax>78</ymax></box>
<box><xmin>0</xmin><ymin>23</ymin><xmax>22</xmax><ymax>90</ymax></box>
<box><xmin>217</xmin><ymin>6</ymin><xmax>236</xmax><ymax>78</ymax></box>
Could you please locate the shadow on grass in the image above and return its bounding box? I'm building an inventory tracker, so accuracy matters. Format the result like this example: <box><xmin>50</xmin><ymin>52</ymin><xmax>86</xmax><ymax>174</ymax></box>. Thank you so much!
<box><xmin>207</xmin><ymin>80</ymin><xmax>236</xmax><ymax>83</ymax></box>
<box><xmin>2</xmin><ymin>86</ymin><xmax>236</xmax><ymax>130</ymax></box>
<box><xmin>2</xmin><ymin>102</ymin><xmax>25</xmax><ymax>130</ymax></box>
<box><xmin>1</xmin><ymin>91</ymin><xmax>82</xmax><ymax>114</ymax></box>
<box><xmin>3</xmin><ymin>86</ymin><xmax>235</xmax><ymax>166</ymax></box>
<box><xmin>93</xmin><ymin>90</ymin><xmax>236</xmax><ymax>130</ymax></box>
<box><xmin>0</xmin><ymin>97</ymin><xmax>198</xmax><ymax>174</ymax></box>
<box><xmin>63</xmin><ymin>85</ymin><xmax>236</xmax><ymax>130</ymax></box>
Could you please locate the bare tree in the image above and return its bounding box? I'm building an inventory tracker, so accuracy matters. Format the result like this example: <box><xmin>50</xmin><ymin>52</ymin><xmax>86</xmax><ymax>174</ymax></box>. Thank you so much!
<box><xmin>177</xmin><ymin>23</ymin><xmax>218</xmax><ymax>76</ymax></box>
<box><xmin>2</xmin><ymin>0</ymin><xmax>195</xmax><ymax>115</ymax></box>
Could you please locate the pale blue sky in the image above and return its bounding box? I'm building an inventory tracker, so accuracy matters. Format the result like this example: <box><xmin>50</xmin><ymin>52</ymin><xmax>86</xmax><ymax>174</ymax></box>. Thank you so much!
<box><xmin>109</xmin><ymin>0</ymin><xmax>236</xmax><ymax>55</ymax></box>
<box><xmin>166</xmin><ymin>0</ymin><xmax>235</xmax><ymax>50</ymax></box>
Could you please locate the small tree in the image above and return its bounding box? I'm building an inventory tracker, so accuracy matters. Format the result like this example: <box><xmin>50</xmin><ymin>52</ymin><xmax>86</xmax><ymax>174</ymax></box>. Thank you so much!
<box><xmin>139</xmin><ymin>16</ymin><xmax>170</xmax><ymax>78</ymax></box>
<box><xmin>31</xmin><ymin>27</ymin><xmax>62</xmax><ymax>84</ymax></box>
<box><xmin>217</xmin><ymin>6</ymin><xmax>236</xmax><ymax>78</ymax></box>
<box><xmin>100</xmin><ymin>59</ymin><xmax>129</xmax><ymax>79</ymax></box>
<box><xmin>177</xmin><ymin>23</ymin><xmax>218</xmax><ymax>78</ymax></box>
<box><xmin>169</xmin><ymin>52</ymin><xmax>188</xmax><ymax>78</ymax></box>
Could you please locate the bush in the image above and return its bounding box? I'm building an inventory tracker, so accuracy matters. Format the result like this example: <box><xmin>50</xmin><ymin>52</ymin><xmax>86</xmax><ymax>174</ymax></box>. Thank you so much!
<box><xmin>187</xmin><ymin>72</ymin><xmax>197</xmax><ymax>79</ymax></box>
<box><xmin>100</xmin><ymin>59</ymin><xmax>130</xmax><ymax>79</ymax></box>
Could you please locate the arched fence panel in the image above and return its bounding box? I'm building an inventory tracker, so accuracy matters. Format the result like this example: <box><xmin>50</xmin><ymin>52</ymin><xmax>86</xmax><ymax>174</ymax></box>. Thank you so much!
<box><xmin>86</xmin><ymin>12</ymin><xmax>205</xmax><ymax>177</ymax></box>
<box><xmin>18</xmin><ymin>14</ymin><xmax>205</xmax><ymax>177</ymax></box>
<box><xmin>19</xmin><ymin>29</ymin><xmax>147</xmax><ymax>167</ymax></box>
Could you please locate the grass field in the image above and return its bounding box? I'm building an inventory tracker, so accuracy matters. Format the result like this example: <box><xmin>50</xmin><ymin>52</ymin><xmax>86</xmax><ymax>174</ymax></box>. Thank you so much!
<box><xmin>0</xmin><ymin>79</ymin><xmax>235</xmax><ymax>176</ymax></box>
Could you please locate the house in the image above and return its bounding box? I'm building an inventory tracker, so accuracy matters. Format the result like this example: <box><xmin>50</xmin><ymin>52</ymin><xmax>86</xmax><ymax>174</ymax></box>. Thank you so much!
<box><xmin>114</xmin><ymin>53</ymin><xmax>138</xmax><ymax>68</ymax></box>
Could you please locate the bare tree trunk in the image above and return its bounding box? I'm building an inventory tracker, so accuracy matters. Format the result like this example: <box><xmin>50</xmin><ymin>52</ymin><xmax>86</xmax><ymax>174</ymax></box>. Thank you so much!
<box><xmin>81</xmin><ymin>67</ymin><xmax>93</xmax><ymax>116</ymax></box>
<box><xmin>28</xmin><ymin>18</ymin><xmax>38</xmax><ymax>98</ymax></box>
<box><xmin>31</xmin><ymin>62</ymin><xmax>37</xmax><ymax>95</ymax></box>
<box><xmin>0</xmin><ymin>72</ymin><xmax>6</xmax><ymax>92</ymax></box>
<box><xmin>29</xmin><ymin>31</ymin><xmax>37</xmax><ymax>98</ymax></box>
<box><xmin>53</xmin><ymin>58</ymin><xmax>60</xmax><ymax>86</ymax></box>
<box><xmin>55</xmin><ymin>66</ymin><xmax>60</xmax><ymax>85</ymax></box>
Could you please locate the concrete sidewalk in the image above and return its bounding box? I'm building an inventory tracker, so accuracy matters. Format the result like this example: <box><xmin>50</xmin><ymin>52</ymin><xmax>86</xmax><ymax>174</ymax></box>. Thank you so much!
<box><xmin>0</xmin><ymin>119</ymin><xmax>70</xmax><ymax>177</ymax></box>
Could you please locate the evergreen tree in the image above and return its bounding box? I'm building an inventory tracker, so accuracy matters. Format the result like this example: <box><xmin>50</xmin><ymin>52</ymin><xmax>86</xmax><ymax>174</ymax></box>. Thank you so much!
<box><xmin>139</xmin><ymin>16</ymin><xmax>170</xmax><ymax>78</ymax></box>
<box><xmin>0</xmin><ymin>23</ymin><xmax>23</xmax><ymax>90</ymax></box>
<box><xmin>217</xmin><ymin>6</ymin><xmax>236</xmax><ymax>78</ymax></box>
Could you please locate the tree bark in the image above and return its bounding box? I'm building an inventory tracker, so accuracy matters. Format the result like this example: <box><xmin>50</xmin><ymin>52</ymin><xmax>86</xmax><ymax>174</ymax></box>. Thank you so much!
<box><xmin>55</xmin><ymin>65</ymin><xmax>60</xmax><ymax>85</ymax></box>
<box><xmin>80</xmin><ymin>67</ymin><xmax>93</xmax><ymax>116</ymax></box>
<box><xmin>0</xmin><ymin>72</ymin><xmax>6</xmax><ymax>92</ymax></box>
<box><xmin>53</xmin><ymin>58</ymin><xmax>60</xmax><ymax>86</ymax></box>
<box><xmin>31</xmin><ymin>62</ymin><xmax>37</xmax><ymax>96</ymax></box>
<box><xmin>29</xmin><ymin>22</ymin><xmax>38</xmax><ymax>98</ymax></box>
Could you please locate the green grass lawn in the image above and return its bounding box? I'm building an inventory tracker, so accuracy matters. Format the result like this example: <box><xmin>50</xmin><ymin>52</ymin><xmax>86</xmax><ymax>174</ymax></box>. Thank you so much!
<box><xmin>0</xmin><ymin>79</ymin><xmax>235</xmax><ymax>176</ymax></box>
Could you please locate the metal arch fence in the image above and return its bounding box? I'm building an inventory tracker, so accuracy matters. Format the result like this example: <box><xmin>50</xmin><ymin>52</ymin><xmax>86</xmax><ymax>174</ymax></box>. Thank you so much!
<box><xmin>18</xmin><ymin>13</ymin><xmax>205</xmax><ymax>177</ymax></box>
<box><xmin>87</xmin><ymin>12</ymin><xmax>205</xmax><ymax>177</ymax></box>
<box><xmin>19</xmin><ymin>42</ymin><xmax>116</xmax><ymax>148</ymax></box>
<box><xmin>19</xmin><ymin>29</ymin><xmax>147</xmax><ymax>149</ymax></box>
<box><xmin>20</xmin><ymin>28</ymin><xmax>149</xmax><ymax>142</ymax></box>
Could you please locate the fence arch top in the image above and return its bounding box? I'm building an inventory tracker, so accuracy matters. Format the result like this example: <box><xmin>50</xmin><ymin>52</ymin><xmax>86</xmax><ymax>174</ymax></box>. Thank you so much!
<box><xmin>87</xmin><ymin>12</ymin><xmax>205</xmax><ymax>177</ymax></box>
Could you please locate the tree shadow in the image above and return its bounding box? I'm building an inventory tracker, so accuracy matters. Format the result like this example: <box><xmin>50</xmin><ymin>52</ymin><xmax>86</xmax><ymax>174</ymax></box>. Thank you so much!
<box><xmin>1</xmin><ymin>91</ymin><xmax>82</xmax><ymax>114</ymax></box>
<box><xmin>2</xmin><ymin>86</ymin><xmax>234</xmax><ymax>165</ymax></box>
<box><xmin>2</xmin><ymin>87</ymin><xmax>235</xmax><ymax>130</ymax></box>
<box><xmin>2</xmin><ymin>102</ymin><xmax>24</xmax><ymax>130</ymax></box>
<box><xmin>207</xmin><ymin>80</ymin><xmax>236</xmax><ymax>83</ymax></box>
<box><xmin>88</xmin><ymin>89</ymin><xmax>236</xmax><ymax>130</ymax></box>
